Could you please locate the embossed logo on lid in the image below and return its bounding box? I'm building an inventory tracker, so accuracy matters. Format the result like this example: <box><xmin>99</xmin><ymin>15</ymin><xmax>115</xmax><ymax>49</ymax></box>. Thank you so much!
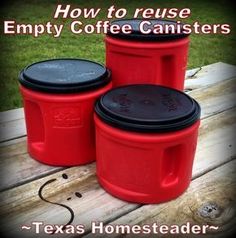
<box><xmin>95</xmin><ymin>84</ymin><xmax>201</xmax><ymax>133</ymax></box>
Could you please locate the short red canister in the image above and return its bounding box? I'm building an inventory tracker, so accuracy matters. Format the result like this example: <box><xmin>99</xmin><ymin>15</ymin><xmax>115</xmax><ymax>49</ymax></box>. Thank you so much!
<box><xmin>106</xmin><ymin>19</ymin><xmax>189</xmax><ymax>90</ymax></box>
<box><xmin>94</xmin><ymin>84</ymin><xmax>201</xmax><ymax>204</ymax></box>
<box><xmin>19</xmin><ymin>59</ymin><xmax>112</xmax><ymax>166</ymax></box>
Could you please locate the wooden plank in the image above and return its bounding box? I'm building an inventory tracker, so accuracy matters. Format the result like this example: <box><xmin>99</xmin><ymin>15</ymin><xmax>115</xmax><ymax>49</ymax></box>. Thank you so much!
<box><xmin>185</xmin><ymin>66</ymin><xmax>201</xmax><ymax>79</ymax></box>
<box><xmin>0</xmin><ymin>138</ymin><xmax>63</xmax><ymax>192</ymax></box>
<box><xmin>189</xmin><ymin>77</ymin><xmax>235</xmax><ymax>119</ymax></box>
<box><xmin>0</xmin><ymin>62</ymin><xmax>235</xmax><ymax>143</ymax></box>
<box><xmin>185</xmin><ymin>62</ymin><xmax>236</xmax><ymax>91</ymax></box>
<box><xmin>193</xmin><ymin>108</ymin><xmax>236</xmax><ymax>178</ymax></box>
<box><xmin>0</xmin><ymin>118</ymin><xmax>26</xmax><ymax>142</ymax></box>
<box><xmin>0</xmin><ymin>108</ymin><xmax>25</xmax><ymax>142</ymax></box>
<box><xmin>0</xmin><ymin>107</ymin><xmax>235</xmax><ymax>237</ymax></box>
<box><xmin>0</xmin><ymin>77</ymin><xmax>235</xmax><ymax>192</ymax></box>
<box><xmin>0</xmin><ymin>108</ymin><xmax>24</xmax><ymax>123</ymax></box>
<box><xmin>88</xmin><ymin>160</ymin><xmax>236</xmax><ymax>238</ymax></box>
<box><xmin>0</xmin><ymin>108</ymin><xmax>26</xmax><ymax>142</ymax></box>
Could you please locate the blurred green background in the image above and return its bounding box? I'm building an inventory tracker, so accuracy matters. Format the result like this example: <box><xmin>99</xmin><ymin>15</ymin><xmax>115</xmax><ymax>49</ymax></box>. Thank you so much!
<box><xmin>0</xmin><ymin>0</ymin><xmax>235</xmax><ymax>111</ymax></box>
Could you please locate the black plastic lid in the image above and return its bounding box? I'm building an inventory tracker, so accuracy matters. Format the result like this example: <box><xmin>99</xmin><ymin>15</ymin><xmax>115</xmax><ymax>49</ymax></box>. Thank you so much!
<box><xmin>95</xmin><ymin>85</ymin><xmax>201</xmax><ymax>133</ymax></box>
<box><xmin>19</xmin><ymin>59</ymin><xmax>111</xmax><ymax>93</ymax></box>
<box><xmin>107</xmin><ymin>19</ymin><xmax>189</xmax><ymax>41</ymax></box>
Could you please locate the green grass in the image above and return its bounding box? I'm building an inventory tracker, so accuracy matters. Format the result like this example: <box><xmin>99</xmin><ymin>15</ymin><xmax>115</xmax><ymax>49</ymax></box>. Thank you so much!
<box><xmin>0</xmin><ymin>0</ymin><xmax>235</xmax><ymax>111</ymax></box>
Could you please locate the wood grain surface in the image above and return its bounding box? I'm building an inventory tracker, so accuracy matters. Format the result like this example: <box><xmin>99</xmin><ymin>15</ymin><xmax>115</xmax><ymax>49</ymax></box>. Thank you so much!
<box><xmin>0</xmin><ymin>63</ymin><xmax>235</xmax><ymax>238</ymax></box>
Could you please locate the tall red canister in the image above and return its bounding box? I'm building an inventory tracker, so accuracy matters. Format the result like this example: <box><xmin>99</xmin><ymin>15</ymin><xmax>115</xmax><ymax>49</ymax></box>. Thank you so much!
<box><xmin>19</xmin><ymin>59</ymin><xmax>112</xmax><ymax>166</ymax></box>
<box><xmin>106</xmin><ymin>19</ymin><xmax>189</xmax><ymax>90</ymax></box>
<box><xmin>94</xmin><ymin>85</ymin><xmax>201</xmax><ymax>204</ymax></box>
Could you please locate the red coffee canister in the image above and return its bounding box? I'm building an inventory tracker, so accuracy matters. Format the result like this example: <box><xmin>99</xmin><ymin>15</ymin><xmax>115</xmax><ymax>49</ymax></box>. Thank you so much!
<box><xmin>94</xmin><ymin>84</ymin><xmax>201</xmax><ymax>204</ymax></box>
<box><xmin>19</xmin><ymin>59</ymin><xmax>112</xmax><ymax>166</ymax></box>
<box><xmin>106</xmin><ymin>19</ymin><xmax>189</xmax><ymax>90</ymax></box>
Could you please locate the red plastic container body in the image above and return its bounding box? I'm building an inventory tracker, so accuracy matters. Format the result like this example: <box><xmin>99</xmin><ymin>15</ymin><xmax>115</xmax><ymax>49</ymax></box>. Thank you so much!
<box><xmin>94</xmin><ymin>115</ymin><xmax>200</xmax><ymax>204</ymax></box>
<box><xmin>20</xmin><ymin>83</ymin><xmax>112</xmax><ymax>166</ymax></box>
<box><xmin>105</xmin><ymin>36</ymin><xmax>189</xmax><ymax>90</ymax></box>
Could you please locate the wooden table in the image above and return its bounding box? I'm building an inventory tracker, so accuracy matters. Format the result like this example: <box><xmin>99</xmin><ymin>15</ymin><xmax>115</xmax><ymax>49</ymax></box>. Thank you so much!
<box><xmin>0</xmin><ymin>62</ymin><xmax>236</xmax><ymax>237</ymax></box>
